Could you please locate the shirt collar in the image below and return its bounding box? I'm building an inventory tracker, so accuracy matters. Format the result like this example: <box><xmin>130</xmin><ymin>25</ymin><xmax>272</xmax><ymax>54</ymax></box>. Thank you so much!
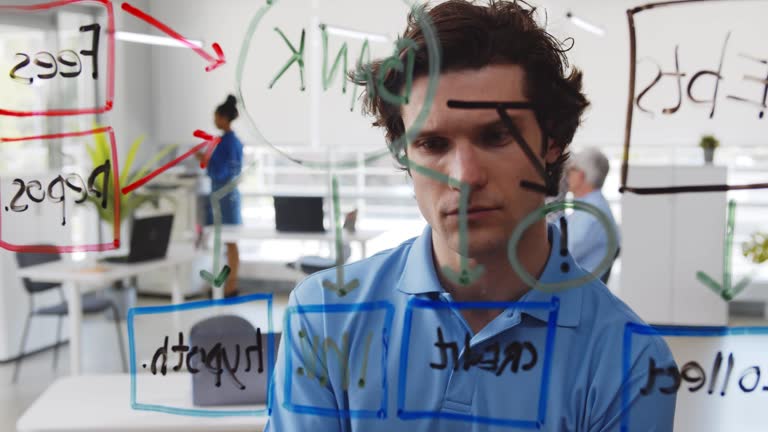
<box><xmin>396</xmin><ymin>225</ymin><xmax>443</xmax><ymax>296</ymax></box>
<box><xmin>578</xmin><ymin>189</ymin><xmax>603</xmax><ymax>204</ymax></box>
<box><xmin>396</xmin><ymin>224</ymin><xmax>583</xmax><ymax>328</ymax></box>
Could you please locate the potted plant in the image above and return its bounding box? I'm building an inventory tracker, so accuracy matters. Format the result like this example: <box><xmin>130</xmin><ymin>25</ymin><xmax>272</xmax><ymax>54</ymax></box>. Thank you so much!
<box><xmin>85</xmin><ymin>129</ymin><xmax>178</xmax><ymax>229</ymax></box>
<box><xmin>699</xmin><ymin>135</ymin><xmax>719</xmax><ymax>164</ymax></box>
<box><xmin>743</xmin><ymin>231</ymin><xmax>768</xmax><ymax>265</ymax></box>
<box><xmin>84</xmin><ymin>130</ymin><xmax>179</xmax><ymax>317</ymax></box>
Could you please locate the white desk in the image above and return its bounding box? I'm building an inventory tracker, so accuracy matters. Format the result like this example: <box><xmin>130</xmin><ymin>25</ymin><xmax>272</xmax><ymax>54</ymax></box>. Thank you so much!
<box><xmin>15</xmin><ymin>246</ymin><xmax>199</xmax><ymax>375</ymax></box>
<box><xmin>17</xmin><ymin>374</ymin><xmax>268</xmax><ymax>432</ymax></box>
<box><xmin>210</xmin><ymin>226</ymin><xmax>386</xmax><ymax>258</ymax></box>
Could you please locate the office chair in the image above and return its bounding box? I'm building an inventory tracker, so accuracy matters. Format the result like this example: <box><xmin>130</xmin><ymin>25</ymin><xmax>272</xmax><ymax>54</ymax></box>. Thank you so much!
<box><xmin>13</xmin><ymin>248</ymin><xmax>127</xmax><ymax>382</ymax></box>
<box><xmin>189</xmin><ymin>314</ymin><xmax>278</xmax><ymax>406</ymax></box>
<box><xmin>600</xmin><ymin>247</ymin><xmax>621</xmax><ymax>284</ymax></box>
<box><xmin>292</xmin><ymin>242</ymin><xmax>352</xmax><ymax>275</ymax></box>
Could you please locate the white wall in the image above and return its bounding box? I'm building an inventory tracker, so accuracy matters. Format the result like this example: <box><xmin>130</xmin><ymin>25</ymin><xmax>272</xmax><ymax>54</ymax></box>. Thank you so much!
<box><xmin>108</xmin><ymin>0</ymin><xmax>155</xmax><ymax>167</ymax></box>
<box><xmin>146</xmin><ymin>0</ymin><xmax>768</xmax><ymax>157</ymax></box>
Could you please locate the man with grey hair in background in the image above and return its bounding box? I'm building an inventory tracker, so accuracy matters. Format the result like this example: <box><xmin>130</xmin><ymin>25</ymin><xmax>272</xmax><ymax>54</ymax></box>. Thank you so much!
<box><xmin>566</xmin><ymin>147</ymin><xmax>620</xmax><ymax>279</ymax></box>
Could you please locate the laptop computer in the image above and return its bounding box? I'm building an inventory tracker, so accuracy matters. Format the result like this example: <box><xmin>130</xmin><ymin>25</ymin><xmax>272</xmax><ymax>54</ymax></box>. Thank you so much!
<box><xmin>274</xmin><ymin>196</ymin><xmax>325</xmax><ymax>233</ymax></box>
<box><xmin>102</xmin><ymin>214</ymin><xmax>174</xmax><ymax>264</ymax></box>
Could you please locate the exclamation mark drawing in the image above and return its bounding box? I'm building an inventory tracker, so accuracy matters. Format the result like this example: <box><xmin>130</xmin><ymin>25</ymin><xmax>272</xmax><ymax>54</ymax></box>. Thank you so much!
<box><xmin>559</xmin><ymin>216</ymin><xmax>570</xmax><ymax>273</ymax></box>
<box><xmin>296</xmin><ymin>329</ymin><xmax>319</xmax><ymax>382</ymax></box>
<box><xmin>357</xmin><ymin>331</ymin><xmax>374</xmax><ymax>388</ymax></box>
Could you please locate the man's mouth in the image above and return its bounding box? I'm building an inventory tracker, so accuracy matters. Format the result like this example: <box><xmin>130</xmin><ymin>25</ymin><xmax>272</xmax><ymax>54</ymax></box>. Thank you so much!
<box><xmin>444</xmin><ymin>206</ymin><xmax>501</xmax><ymax>218</ymax></box>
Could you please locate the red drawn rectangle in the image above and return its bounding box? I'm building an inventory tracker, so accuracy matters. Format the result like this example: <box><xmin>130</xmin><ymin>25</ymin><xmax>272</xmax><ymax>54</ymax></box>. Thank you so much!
<box><xmin>0</xmin><ymin>127</ymin><xmax>121</xmax><ymax>253</ymax></box>
<box><xmin>0</xmin><ymin>0</ymin><xmax>115</xmax><ymax>117</ymax></box>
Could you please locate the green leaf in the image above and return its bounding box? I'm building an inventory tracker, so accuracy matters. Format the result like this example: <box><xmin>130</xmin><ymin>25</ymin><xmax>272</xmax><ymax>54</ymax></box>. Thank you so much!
<box><xmin>85</xmin><ymin>122</ymin><xmax>103</xmax><ymax>164</ymax></box>
<box><xmin>94</xmin><ymin>128</ymin><xmax>110</xmax><ymax>162</ymax></box>
<box><xmin>743</xmin><ymin>231</ymin><xmax>768</xmax><ymax>264</ymax></box>
<box><xmin>128</xmin><ymin>143</ymin><xmax>179</xmax><ymax>186</ymax></box>
<box><xmin>82</xmin><ymin>126</ymin><xmax>178</xmax><ymax>224</ymax></box>
<box><xmin>120</xmin><ymin>135</ymin><xmax>145</xmax><ymax>186</ymax></box>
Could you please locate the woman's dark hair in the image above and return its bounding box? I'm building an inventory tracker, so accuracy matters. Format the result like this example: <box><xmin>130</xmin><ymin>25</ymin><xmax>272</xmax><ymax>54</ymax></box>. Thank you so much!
<box><xmin>216</xmin><ymin>94</ymin><xmax>239</xmax><ymax>122</ymax></box>
<box><xmin>351</xmin><ymin>0</ymin><xmax>590</xmax><ymax>187</ymax></box>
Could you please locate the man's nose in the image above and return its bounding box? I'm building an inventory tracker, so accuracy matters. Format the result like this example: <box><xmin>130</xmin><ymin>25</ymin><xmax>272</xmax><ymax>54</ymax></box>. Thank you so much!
<box><xmin>448</xmin><ymin>142</ymin><xmax>488</xmax><ymax>190</ymax></box>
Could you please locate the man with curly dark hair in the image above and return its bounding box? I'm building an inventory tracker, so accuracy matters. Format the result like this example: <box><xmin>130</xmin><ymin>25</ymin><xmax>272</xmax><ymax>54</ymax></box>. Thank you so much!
<box><xmin>267</xmin><ymin>1</ymin><xmax>676</xmax><ymax>431</ymax></box>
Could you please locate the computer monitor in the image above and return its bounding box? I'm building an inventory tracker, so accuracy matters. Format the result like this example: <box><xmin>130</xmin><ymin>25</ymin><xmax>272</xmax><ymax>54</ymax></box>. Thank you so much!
<box><xmin>273</xmin><ymin>196</ymin><xmax>325</xmax><ymax>233</ymax></box>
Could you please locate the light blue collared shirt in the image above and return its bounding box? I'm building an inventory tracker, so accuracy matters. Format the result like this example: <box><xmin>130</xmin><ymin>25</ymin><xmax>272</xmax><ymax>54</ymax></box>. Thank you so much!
<box><xmin>566</xmin><ymin>190</ymin><xmax>620</xmax><ymax>278</ymax></box>
<box><xmin>267</xmin><ymin>224</ymin><xmax>674</xmax><ymax>432</ymax></box>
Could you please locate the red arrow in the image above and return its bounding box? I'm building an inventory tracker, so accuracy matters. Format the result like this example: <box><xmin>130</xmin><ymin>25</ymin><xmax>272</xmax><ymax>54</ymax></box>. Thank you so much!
<box><xmin>121</xmin><ymin>3</ymin><xmax>225</xmax><ymax>72</ymax></box>
<box><xmin>121</xmin><ymin>130</ymin><xmax>221</xmax><ymax>195</ymax></box>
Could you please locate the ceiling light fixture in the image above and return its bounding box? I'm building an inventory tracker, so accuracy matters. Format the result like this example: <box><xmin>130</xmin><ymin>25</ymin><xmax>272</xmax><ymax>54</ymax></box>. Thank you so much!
<box><xmin>115</xmin><ymin>31</ymin><xmax>203</xmax><ymax>48</ymax></box>
<box><xmin>566</xmin><ymin>11</ymin><xmax>605</xmax><ymax>37</ymax></box>
<box><xmin>319</xmin><ymin>24</ymin><xmax>390</xmax><ymax>43</ymax></box>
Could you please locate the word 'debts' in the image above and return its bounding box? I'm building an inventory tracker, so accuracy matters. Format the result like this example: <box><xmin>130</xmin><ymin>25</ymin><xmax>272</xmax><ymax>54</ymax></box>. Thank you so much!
<box><xmin>144</xmin><ymin>330</ymin><xmax>266</xmax><ymax>390</ymax></box>
<box><xmin>5</xmin><ymin>160</ymin><xmax>110</xmax><ymax>226</ymax></box>
<box><xmin>636</xmin><ymin>33</ymin><xmax>768</xmax><ymax>119</ymax></box>
<box><xmin>9</xmin><ymin>24</ymin><xmax>100</xmax><ymax>85</ymax></box>
<box><xmin>430</xmin><ymin>327</ymin><xmax>538</xmax><ymax>376</ymax></box>
<box><xmin>641</xmin><ymin>351</ymin><xmax>768</xmax><ymax>397</ymax></box>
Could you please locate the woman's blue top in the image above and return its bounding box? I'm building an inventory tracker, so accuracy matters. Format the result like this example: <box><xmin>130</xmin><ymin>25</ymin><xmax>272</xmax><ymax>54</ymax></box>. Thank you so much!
<box><xmin>206</xmin><ymin>130</ymin><xmax>243</xmax><ymax>191</ymax></box>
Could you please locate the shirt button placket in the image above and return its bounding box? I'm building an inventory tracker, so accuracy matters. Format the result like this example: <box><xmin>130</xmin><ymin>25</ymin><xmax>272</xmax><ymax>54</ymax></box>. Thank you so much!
<box><xmin>438</xmin><ymin>292</ymin><xmax>476</xmax><ymax>414</ymax></box>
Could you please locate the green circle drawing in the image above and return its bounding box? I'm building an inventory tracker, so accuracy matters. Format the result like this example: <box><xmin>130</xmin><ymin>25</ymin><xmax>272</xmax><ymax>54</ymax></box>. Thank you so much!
<box><xmin>507</xmin><ymin>201</ymin><xmax>619</xmax><ymax>294</ymax></box>
<box><xmin>234</xmin><ymin>0</ymin><xmax>441</xmax><ymax>170</ymax></box>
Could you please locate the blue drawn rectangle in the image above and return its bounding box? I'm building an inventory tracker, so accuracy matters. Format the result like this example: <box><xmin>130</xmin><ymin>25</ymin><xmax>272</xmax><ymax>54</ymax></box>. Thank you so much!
<box><xmin>127</xmin><ymin>293</ymin><xmax>274</xmax><ymax>417</ymax></box>
<box><xmin>283</xmin><ymin>301</ymin><xmax>395</xmax><ymax>419</ymax></box>
<box><xmin>621</xmin><ymin>323</ymin><xmax>768</xmax><ymax>432</ymax></box>
<box><xmin>397</xmin><ymin>297</ymin><xmax>560</xmax><ymax>429</ymax></box>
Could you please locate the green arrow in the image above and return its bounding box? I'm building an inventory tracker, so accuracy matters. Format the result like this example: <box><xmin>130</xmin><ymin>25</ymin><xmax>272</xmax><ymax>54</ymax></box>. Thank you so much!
<box><xmin>403</xmin><ymin>162</ymin><xmax>484</xmax><ymax>286</ymax></box>
<box><xmin>696</xmin><ymin>199</ymin><xmax>751</xmax><ymax>301</ymax></box>
<box><xmin>197</xmin><ymin>169</ymin><xmax>250</xmax><ymax>290</ymax></box>
<box><xmin>439</xmin><ymin>181</ymin><xmax>484</xmax><ymax>286</ymax></box>
<box><xmin>321</xmin><ymin>175</ymin><xmax>360</xmax><ymax>297</ymax></box>
<box><xmin>195</xmin><ymin>1</ymin><xmax>272</xmax><ymax>293</ymax></box>
<box><xmin>200</xmin><ymin>265</ymin><xmax>231</xmax><ymax>288</ymax></box>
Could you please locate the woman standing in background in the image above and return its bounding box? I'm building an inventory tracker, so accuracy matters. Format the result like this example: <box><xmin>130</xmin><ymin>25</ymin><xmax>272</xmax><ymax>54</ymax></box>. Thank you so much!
<box><xmin>199</xmin><ymin>95</ymin><xmax>243</xmax><ymax>298</ymax></box>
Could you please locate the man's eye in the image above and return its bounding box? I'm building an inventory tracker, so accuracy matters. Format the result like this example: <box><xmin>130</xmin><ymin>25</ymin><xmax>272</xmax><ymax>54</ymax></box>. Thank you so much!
<box><xmin>481</xmin><ymin>128</ymin><xmax>513</xmax><ymax>146</ymax></box>
<box><xmin>415</xmin><ymin>138</ymin><xmax>448</xmax><ymax>152</ymax></box>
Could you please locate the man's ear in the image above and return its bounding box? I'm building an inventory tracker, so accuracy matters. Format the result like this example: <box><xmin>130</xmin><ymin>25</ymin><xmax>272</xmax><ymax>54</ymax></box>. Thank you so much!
<box><xmin>544</xmin><ymin>138</ymin><xmax>560</xmax><ymax>164</ymax></box>
<box><xmin>573</xmin><ymin>168</ymin><xmax>586</xmax><ymax>186</ymax></box>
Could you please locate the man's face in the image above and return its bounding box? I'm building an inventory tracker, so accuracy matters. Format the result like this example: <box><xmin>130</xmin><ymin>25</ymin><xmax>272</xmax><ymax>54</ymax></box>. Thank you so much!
<box><xmin>566</xmin><ymin>165</ymin><xmax>585</xmax><ymax>193</ymax></box>
<box><xmin>402</xmin><ymin>64</ymin><xmax>560</xmax><ymax>258</ymax></box>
